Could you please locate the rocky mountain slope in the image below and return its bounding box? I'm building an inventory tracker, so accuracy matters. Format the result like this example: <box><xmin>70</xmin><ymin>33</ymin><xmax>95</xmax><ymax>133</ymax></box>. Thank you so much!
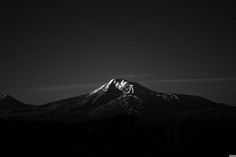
<box><xmin>0</xmin><ymin>78</ymin><xmax>234</xmax><ymax>123</ymax></box>
<box><xmin>1</xmin><ymin>79</ymin><xmax>236</xmax><ymax>157</ymax></box>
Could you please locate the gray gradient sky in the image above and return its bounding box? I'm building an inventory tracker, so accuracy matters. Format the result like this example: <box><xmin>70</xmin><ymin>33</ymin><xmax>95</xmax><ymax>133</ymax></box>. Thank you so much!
<box><xmin>0</xmin><ymin>1</ymin><xmax>235</xmax><ymax>105</ymax></box>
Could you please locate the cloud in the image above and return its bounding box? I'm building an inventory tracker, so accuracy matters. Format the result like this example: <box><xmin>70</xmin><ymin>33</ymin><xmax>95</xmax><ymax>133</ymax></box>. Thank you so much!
<box><xmin>31</xmin><ymin>83</ymin><xmax>100</xmax><ymax>92</ymax></box>
<box><xmin>140</xmin><ymin>77</ymin><xmax>236</xmax><ymax>84</ymax></box>
<box><xmin>113</xmin><ymin>72</ymin><xmax>223</xmax><ymax>80</ymax></box>
<box><xmin>31</xmin><ymin>77</ymin><xmax>236</xmax><ymax>92</ymax></box>
<box><xmin>30</xmin><ymin>74</ymin><xmax>154</xmax><ymax>92</ymax></box>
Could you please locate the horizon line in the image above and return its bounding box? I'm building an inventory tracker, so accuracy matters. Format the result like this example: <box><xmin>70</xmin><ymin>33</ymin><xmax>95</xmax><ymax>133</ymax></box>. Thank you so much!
<box><xmin>30</xmin><ymin>77</ymin><xmax>236</xmax><ymax>92</ymax></box>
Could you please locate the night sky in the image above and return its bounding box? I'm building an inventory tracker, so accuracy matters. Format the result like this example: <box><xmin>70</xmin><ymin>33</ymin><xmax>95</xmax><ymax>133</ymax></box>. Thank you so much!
<box><xmin>0</xmin><ymin>1</ymin><xmax>235</xmax><ymax>105</ymax></box>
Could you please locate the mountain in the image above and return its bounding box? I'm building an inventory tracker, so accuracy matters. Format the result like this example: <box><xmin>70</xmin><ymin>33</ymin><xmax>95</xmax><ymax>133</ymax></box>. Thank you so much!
<box><xmin>0</xmin><ymin>93</ymin><xmax>35</xmax><ymax>111</ymax></box>
<box><xmin>1</xmin><ymin>78</ymin><xmax>233</xmax><ymax>122</ymax></box>
<box><xmin>1</xmin><ymin>79</ymin><xmax>236</xmax><ymax>157</ymax></box>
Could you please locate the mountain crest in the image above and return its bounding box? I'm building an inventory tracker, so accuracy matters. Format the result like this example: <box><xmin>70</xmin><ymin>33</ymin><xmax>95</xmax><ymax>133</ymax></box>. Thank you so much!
<box><xmin>113</xmin><ymin>79</ymin><xmax>134</xmax><ymax>94</ymax></box>
<box><xmin>90</xmin><ymin>78</ymin><xmax>135</xmax><ymax>95</ymax></box>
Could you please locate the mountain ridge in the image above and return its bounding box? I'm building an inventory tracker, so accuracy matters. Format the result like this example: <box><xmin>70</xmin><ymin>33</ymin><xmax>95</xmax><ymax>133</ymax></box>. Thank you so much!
<box><xmin>1</xmin><ymin>79</ymin><xmax>236</xmax><ymax>157</ymax></box>
<box><xmin>0</xmin><ymin>78</ymin><xmax>232</xmax><ymax>123</ymax></box>
<box><xmin>0</xmin><ymin>93</ymin><xmax>34</xmax><ymax>110</ymax></box>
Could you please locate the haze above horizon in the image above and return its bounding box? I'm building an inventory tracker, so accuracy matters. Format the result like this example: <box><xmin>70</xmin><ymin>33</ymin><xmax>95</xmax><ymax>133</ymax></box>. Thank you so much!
<box><xmin>0</xmin><ymin>1</ymin><xmax>234</xmax><ymax>105</ymax></box>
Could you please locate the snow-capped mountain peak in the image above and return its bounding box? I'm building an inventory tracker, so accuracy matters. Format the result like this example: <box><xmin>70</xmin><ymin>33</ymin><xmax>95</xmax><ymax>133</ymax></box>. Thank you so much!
<box><xmin>113</xmin><ymin>79</ymin><xmax>134</xmax><ymax>94</ymax></box>
<box><xmin>90</xmin><ymin>78</ymin><xmax>135</xmax><ymax>95</ymax></box>
<box><xmin>0</xmin><ymin>78</ymin><xmax>232</xmax><ymax>124</ymax></box>
<box><xmin>89</xmin><ymin>79</ymin><xmax>115</xmax><ymax>95</ymax></box>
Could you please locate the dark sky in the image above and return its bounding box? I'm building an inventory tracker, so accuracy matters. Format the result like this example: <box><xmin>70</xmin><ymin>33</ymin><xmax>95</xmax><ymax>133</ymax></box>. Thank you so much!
<box><xmin>0</xmin><ymin>0</ymin><xmax>235</xmax><ymax>105</ymax></box>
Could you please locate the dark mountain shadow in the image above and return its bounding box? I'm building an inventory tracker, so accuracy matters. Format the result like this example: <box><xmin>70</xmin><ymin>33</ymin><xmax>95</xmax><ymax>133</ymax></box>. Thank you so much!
<box><xmin>0</xmin><ymin>79</ymin><xmax>236</xmax><ymax>157</ymax></box>
<box><xmin>0</xmin><ymin>94</ymin><xmax>35</xmax><ymax>111</ymax></box>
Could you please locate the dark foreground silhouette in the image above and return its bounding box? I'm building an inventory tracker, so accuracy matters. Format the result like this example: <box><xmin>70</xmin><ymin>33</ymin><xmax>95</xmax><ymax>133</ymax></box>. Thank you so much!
<box><xmin>1</xmin><ymin>116</ymin><xmax>236</xmax><ymax>157</ymax></box>
<box><xmin>0</xmin><ymin>79</ymin><xmax>236</xmax><ymax>157</ymax></box>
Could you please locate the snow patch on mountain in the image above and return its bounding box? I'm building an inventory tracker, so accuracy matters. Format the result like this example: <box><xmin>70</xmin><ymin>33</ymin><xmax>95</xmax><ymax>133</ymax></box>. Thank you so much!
<box><xmin>90</xmin><ymin>79</ymin><xmax>135</xmax><ymax>95</ymax></box>
<box><xmin>114</xmin><ymin>79</ymin><xmax>134</xmax><ymax>94</ymax></box>
<box><xmin>89</xmin><ymin>79</ymin><xmax>115</xmax><ymax>95</ymax></box>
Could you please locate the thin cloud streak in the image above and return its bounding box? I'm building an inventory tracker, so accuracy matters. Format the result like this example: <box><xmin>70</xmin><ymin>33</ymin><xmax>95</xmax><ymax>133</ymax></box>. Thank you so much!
<box><xmin>32</xmin><ymin>83</ymin><xmax>101</xmax><ymax>92</ymax></box>
<box><xmin>113</xmin><ymin>73</ymin><xmax>228</xmax><ymax>80</ymax></box>
<box><xmin>31</xmin><ymin>77</ymin><xmax>236</xmax><ymax>92</ymax></box>
<box><xmin>140</xmin><ymin>78</ymin><xmax>236</xmax><ymax>84</ymax></box>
